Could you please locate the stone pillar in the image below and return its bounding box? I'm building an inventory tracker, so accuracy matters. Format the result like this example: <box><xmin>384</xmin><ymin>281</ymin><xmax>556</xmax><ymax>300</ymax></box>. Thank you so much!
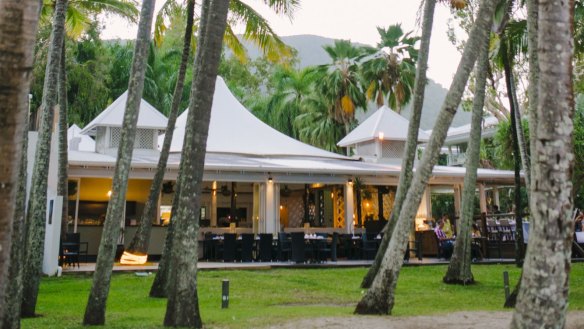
<box><xmin>252</xmin><ymin>183</ymin><xmax>259</xmax><ymax>234</ymax></box>
<box><xmin>344</xmin><ymin>181</ymin><xmax>355</xmax><ymax>234</ymax></box>
<box><xmin>211</xmin><ymin>181</ymin><xmax>217</xmax><ymax>227</ymax></box>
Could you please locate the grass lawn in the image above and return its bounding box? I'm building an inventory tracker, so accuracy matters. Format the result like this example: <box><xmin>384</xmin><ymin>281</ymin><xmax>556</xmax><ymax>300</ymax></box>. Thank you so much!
<box><xmin>22</xmin><ymin>263</ymin><xmax>584</xmax><ymax>328</ymax></box>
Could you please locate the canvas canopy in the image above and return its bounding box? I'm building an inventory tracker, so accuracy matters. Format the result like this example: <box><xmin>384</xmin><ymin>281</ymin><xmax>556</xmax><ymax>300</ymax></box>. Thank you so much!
<box><xmin>80</xmin><ymin>91</ymin><xmax>168</xmax><ymax>136</ymax></box>
<box><xmin>337</xmin><ymin>105</ymin><xmax>431</xmax><ymax>147</ymax></box>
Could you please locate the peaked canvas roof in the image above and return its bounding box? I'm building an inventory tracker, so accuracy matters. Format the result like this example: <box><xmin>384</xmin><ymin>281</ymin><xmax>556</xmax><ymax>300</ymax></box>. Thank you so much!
<box><xmin>68</xmin><ymin>124</ymin><xmax>95</xmax><ymax>151</ymax></box>
<box><xmin>164</xmin><ymin>77</ymin><xmax>347</xmax><ymax>159</ymax></box>
<box><xmin>81</xmin><ymin>91</ymin><xmax>168</xmax><ymax>136</ymax></box>
<box><xmin>337</xmin><ymin>105</ymin><xmax>431</xmax><ymax>147</ymax></box>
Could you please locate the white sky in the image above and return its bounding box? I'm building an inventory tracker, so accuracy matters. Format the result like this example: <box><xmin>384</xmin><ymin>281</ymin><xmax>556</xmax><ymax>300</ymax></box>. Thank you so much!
<box><xmin>101</xmin><ymin>0</ymin><xmax>462</xmax><ymax>87</ymax></box>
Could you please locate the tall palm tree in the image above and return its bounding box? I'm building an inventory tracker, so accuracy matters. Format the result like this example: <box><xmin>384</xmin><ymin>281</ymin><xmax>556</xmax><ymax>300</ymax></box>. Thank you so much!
<box><xmin>0</xmin><ymin>1</ymin><xmax>41</xmax><ymax>325</ymax></box>
<box><xmin>319</xmin><ymin>40</ymin><xmax>370</xmax><ymax>153</ymax></box>
<box><xmin>361</xmin><ymin>24</ymin><xmax>419</xmax><ymax>112</ymax></box>
<box><xmin>82</xmin><ymin>0</ymin><xmax>156</xmax><ymax>325</ymax></box>
<box><xmin>295</xmin><ymin>94</ymin><xmax>346</xmax><ymax>153</ymax></box>
<box><xmin>40</xmin><ymin>0</ymin><xmax>139</xmax><ymax>237</ymax></box>
<box><xmin>21</xmin><ymin>0</ymin><xmax>69</xmax><ymax>318</ymax></box>
<box><xmin>443</xmin><ymin>21</ymin><xmax>491</xmax><ymax>284</ymax></box>
<box><xmin>126</xmin><ymin>0</ymin><xmax>298</xmax><ymax>285</ymax></box>
<box><xmin>355</xmin><ymin>0</ymin><xmax>498</xmax><ymax>315</ymax></box>
<box><xmin>124</xmin><ymin>0</ymin><xmax>195</xmax><ymax>269</ymax></box>
<box><xmin>360</xmin><ymin>0</ymin><xmax>466</xmax><ymax>289</ymax></box>
<box><xmin>163</xmin><ymin>0</ymin><xmax>230</xmax><ymax>326</ymax></box>
<box><xmin>511</xmin><ymin>0</ymin><xmax>574</xmax><ymax>326</ymax></box>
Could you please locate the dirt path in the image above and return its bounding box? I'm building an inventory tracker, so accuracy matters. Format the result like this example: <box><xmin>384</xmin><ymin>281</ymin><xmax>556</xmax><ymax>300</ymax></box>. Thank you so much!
<box><xmin>267</xmin><ymin>311</ymin><xmax>584</xmax><ymax>329</ymax></box>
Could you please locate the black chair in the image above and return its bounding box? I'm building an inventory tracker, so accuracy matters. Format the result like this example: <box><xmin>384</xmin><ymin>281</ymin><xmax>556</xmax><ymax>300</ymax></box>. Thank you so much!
<box><xmin>291</xmin><ymin>232</ymin><xmax>307</xmax><ymax>263</ymax></box>
<box><xmin>277</xmin><ymin>232</ymin><xmax>291</xmax><ymax>261</ymax></box>
<box><xmin>240</xmin><ymin>234</ymin><xmax>255</xmax><ymax>262</ymax></box>
<box><xmin>62</xmin><ymin>233</ymin><xmax>82</xmax><ymax>268</ymax></box>
<box><xmin>258</xmin><ymin>234</ymin><xmax>273</xmax><ymax>262</ymax></box>
<box><xmin>361</xmin><ymin>233</ymin><xmax>378</xmax><ymax>260</ymax></box>
<box><xmin>222</xmin><ymin>234</ymin><xmax>237</xmax><ymax>262</ymax></box>
<box><xmin>315</xmin><ymin>233</ymin><xmax>337</xmax><ymax>262</ymax></box>
<box><xmin>203</xmin><ymin>232</ymin><xmax>215</xmax><ymax>260</ymax></box>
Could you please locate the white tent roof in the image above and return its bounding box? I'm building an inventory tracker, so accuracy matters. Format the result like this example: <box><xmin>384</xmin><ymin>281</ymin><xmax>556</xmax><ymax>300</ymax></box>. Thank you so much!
<box><xmin>68</xmin><ymin>124</ymin><xmax>95</xmax><ymax>151</ymax></box>
<box><xmin>81</xmin><ymin>91</ymin><xmax>168</xmax><ymax>136</ymax></box>
<box><xmin>337</xmin><ymin>105</ymin><xmax>431</xmax><ymax>147</ymax></box>
<box><xmin>164</xmin><ymin>77</ymin><xmax>347</xmax><ymax>159</ymax></box>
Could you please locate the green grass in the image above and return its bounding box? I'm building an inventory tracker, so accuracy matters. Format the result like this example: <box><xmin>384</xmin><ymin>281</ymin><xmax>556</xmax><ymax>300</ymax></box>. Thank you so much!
<box><xmin>22</xmin><ymin>263</ymin><xmax>584</xmax><ymax>328</ymax></box>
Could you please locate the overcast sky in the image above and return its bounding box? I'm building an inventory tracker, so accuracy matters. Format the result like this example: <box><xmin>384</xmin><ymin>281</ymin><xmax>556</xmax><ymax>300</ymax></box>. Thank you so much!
<box><xmin>101</xmin><ymin>0</ymin><xmax>462</xmax><ymax>87</ymax></box>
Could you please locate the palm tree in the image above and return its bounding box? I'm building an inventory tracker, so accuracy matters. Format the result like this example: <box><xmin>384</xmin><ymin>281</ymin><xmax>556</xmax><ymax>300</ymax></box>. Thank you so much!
<box><xmin>319</xmin><ymin>40</ymin><xmax>370</xmax><ymax>153</ymax></box>
<box><xmin>126</xmin><ymin>0</ymin><xmax>298</xmax><ymax>291</ymax></box>
<box><xmin>443</xmin><ymin>22</ymin><xmax>491</xmax><ymax>284</ymax></box>
<box><xmin>154</xmin><ymin>0</ymin><xmax>297</xmax><ymax>64</ymax></box>
<box><xmin>355</xmin><ymin>0</ymin><xmax>498</xmax><ymax>314</ymax></box>
<box><xmin>40</xmin><ymin>0</ymin><xmax>139</xmax><ymax>237</ymax></box>
<box><xmin>361</xmin><ymin>24</ymin><xmax>419</xmax><ymax>112</ymax></box>
<box><xmin>511</xmin><ymin>0</ymin><xmax>574</xmax><ymax>326</ymax></box>
<box><xmin>124</xmin><ymin>0</ymin><xmax>195</xmax><ymax>271</ymax></box>
<box><xmin>360</xmin><ymin>0</ymin><xmax>466</xmax><ymax>289</ymax></box>
<box><xmin>0</xmin><ymin>1</ymin><xmax>41</xmax><ymax>325</ymax></box>
<box><xmin>263</xmin><ymin>67</ymin><xmax>320</xmax><ymax>138</ymax></box>
<box><xmin>295</xmin><ymin>94</ymin><xmax>346</xmax><ymax>153</ymax></box>
<box><xmin>82</xmin><ymin>0</ymin><xmax>156</xmax><ymax>325</ymax></box>
<box><xmin>21</xmin><ymin>0</ymin><xmax>69</xmax><ymax>318</ymax></box>
<box><xmin>163</xmin><ymin>0</ymin><xmax>230</xmax><ymax>326</ymax></box>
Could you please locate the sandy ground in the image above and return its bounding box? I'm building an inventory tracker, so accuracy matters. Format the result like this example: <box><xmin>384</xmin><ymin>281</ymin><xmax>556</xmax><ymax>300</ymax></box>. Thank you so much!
<box><xmin>267</xmin><ymin>311</ymin><xmax>584</xmax><ymax>329</ymax></box>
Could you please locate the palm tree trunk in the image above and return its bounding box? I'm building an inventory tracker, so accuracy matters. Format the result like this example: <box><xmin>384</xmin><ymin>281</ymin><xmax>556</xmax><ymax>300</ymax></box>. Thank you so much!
<box><xmin>2</xmin><ymin>113</ymin><xmax>29</xmax><ymax>329</ymax></box>
<box><xmin>58</xmin><ymin>38</ymin><xmax>69</xmax><ymax>237</ymax></box>
<box><xmin>443</xmin><ymin>25</ymin><xmax>490</xmax><ymax>284</ymax></box>
<box><xmin>360</xmin><ymin>0</ymin><xmax>436</xmax><ymax>289</ymax></box>
<box><xmin>0</xmin><ymin>1</ymin><xmax>39</xmax><ymax>322</ymax></box>
<box><xmin>126</xmin><ymin>0</ymin><xmax>195</xmax><ymax>257</ymax></box>
<box><xmin>149</xmin><ymin>175</ymin><xmax>181</xmax><ymax>298</ymax></box>
<box><xmin>163</xmin><ymin>0</ymin><xmax>230</xmax><ymax>326</ymax></box>
<box><xmin>82</xmin><ymin>0</ymin><xmax>156</xmax><ymax>325</ymax></box>
<box><xmin>511</xmin><ymin>0</ymin><xmax>574</xmax><ymax>326</ymax></box>
<box><xmin>505</xmin><ymin>0</ymin><xmax>539</xmax><ymax>309</ymax></box>
<box><xmin>501</xmin><ymin>43</ymin><xmax>525</xmax><ymax>265</ymax></box>
<box><xmin>354</xmin><ymin>0</ymin><xmax>498</xmax><ymax>315</ymax></box>
<box><xmin>21</xmin><ymin>0</ymin><xmax>68</xmax><ymax>318</ymax></box>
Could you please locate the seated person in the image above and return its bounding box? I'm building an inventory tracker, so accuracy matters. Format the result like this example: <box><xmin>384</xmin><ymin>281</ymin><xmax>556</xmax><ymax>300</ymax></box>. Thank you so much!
<box><xmin>441</xmin><ymin>214</ymin><xmax>455</xmax><ymax>239</ymax></box>
<box><xmin>575</xmin><ymin>211</ymin><xmax>584</xmax><ymax>232</ymax></box>
<box><xmin>435</xmin><ymin>219</ymin><xmax>454</xmax><ymax>259</ymax></box>
<box><xmin>471</xmin><ymin>223</ymin><xmax>482</xmax><ymax>237</ymax></box>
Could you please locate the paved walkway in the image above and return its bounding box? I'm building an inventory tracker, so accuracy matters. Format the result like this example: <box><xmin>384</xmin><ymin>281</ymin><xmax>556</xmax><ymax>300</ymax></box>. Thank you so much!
<box><xmin>63</xmin><ymin>257</ymin><xmax>517</xmax><ymax>274</ymax></box>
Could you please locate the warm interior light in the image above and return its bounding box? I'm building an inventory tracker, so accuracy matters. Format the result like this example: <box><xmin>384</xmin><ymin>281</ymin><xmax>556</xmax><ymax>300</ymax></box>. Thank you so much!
<box><xmin>107</xmin><ymin>190</ymin><xmax>112</xmax><ymax>198</ymax></box>
<box><xmin>378</xmin><ymin>132</ymin><xmax>384</xmax><ymax>140</ymax></box>
<box><xmin>120</xmin><ymin>251</ymin><xmax>147</xmax><ymax>265</ymax></box>
<box><xmin>280</xmin><ymin>205</ymin><xmax>283</xmax><ymax>210</ymax></box>
<box><xmin>268</xmin><ymin>176</ymin><xmax>273</xmax><ymax>183</ymax></box>
<box><xmin>348</xmin><ymin>178</ymin><xmax>353</xmax><ymax>186</ymax></box>
<box><xmin>331</xmin><ymin>192</ymin><xmax>334</xmax><ymax>199</ymax></box>
<box><xmin>365</xmin><ymin>202</ymin><xmax>370</xmax><ymax>208</ymax></box>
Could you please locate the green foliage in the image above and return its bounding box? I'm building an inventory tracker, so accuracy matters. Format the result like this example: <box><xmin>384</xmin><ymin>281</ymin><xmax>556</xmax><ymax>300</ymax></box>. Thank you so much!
<box><xmin>573</xmin><ymin>95</ymin><xmax>584</xmax><ymax>209</ymax></box>
<box><xmin>22</xmin><ymin>264</ymin><xmax>584</xmax><ymax>328</ymax></box>
<box><xmin>491</xmin><ymin>118</ymin><xmax>529</xmax><ymax>170</ymax></box>
<box><xmin>431</xmin><ymin>193</ymin><xmax>455</xmax><ymax>220</ymax></box>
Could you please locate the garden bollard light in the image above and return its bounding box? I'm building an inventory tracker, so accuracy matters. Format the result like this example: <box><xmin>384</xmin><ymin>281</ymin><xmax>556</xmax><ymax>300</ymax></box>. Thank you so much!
<box><xmin>222</xmin><ymin>279</ymin><xmax>229</xmax><ymax>309</ymax></box>
<box><xmin>503</xmin><ymin>271</ymin><xmax>510</xmax><ymax>300</ymax></box>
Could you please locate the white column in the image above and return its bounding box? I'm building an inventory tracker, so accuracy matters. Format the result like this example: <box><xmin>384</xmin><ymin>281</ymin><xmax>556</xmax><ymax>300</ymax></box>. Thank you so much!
<box><xmin>252</xmin><ymin>183</ymin><xmax>260</xmax><ymax>234</ymax></box>
<box><xmin>43</xmin><ymin>196</ymin><xmax>62</xmax><ymax>276</ymax></box>
<box><xmin>479</xmin><ymin>183</ymin><xmax>487</xmax><ymax>213</ymax></box>
<box><xmin>259</xmin><ymin>181</ymin><xmax>280</xmax><ymax>234</ymax></box>
<box><xmin>416</xmin><ymin>188</ymin><xmax>432</xmax><ymax>229</ymax></box>
<box><xmin>211</xmin><ymin>181</ymin><xmax>217</xmax><ymax>227</ymax></box>
<box><xmin>493</xmin><ymin>187</ymin><xmax>500</xmax><ymax>207</ymax></box>
<box><xmin>74</xmin><ymin>178</ymin><xmax>80</xmax><ymax>233</ymax></box>
<box><xmin>344</xmin><ymin>181</ymin><xmax>355</xmax><ymax>234</ymax></box>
